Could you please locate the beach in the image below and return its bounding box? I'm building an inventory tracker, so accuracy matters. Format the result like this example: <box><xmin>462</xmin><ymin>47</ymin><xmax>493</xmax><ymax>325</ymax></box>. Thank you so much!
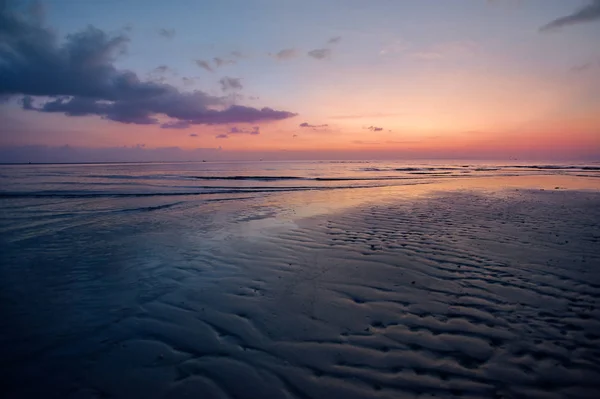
<box><xmin>1</xmin><ymin>162</ymin><xmax>599</xmax><ymax>398</ymax></box>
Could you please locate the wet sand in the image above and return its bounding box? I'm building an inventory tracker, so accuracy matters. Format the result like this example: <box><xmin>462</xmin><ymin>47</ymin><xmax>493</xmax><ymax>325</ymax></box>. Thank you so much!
<box><xmin>2</xmin><ymin>177</ymin><xmax>600</xmax><ymax>398</ymax></box>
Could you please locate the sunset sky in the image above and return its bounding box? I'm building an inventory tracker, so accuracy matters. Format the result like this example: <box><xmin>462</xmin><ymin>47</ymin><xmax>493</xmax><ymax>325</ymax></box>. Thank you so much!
<box><xmin>1</xmin><ymin>0</ymin><xmax>599</xmax><ymax>161</ymax></box>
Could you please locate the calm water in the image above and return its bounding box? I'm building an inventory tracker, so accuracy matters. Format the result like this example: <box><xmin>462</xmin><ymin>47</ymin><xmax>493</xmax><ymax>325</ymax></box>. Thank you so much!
<box><xmin>1</xmin><ymin>160</ymin><xmax>599</xmax><ymax>198</ymax></box>
<box><xmin>1</xmin><ymin>160</ymin><xmax>599</xmax><ymax>397</ymax></box>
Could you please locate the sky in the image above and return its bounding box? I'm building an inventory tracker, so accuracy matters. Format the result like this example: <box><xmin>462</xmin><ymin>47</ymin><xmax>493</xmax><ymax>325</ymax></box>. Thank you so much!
<box><xmin>0</xmin><ymin>0</ymin><xmax>599</xmax><ymax>162</ymax></box>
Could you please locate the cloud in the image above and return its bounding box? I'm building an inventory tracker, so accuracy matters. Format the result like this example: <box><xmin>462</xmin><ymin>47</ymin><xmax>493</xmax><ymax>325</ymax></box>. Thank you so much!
<box><xmin>214</xmin><ymin>57</ymin><xmax>236</xmax><ymax>67</ymax></box>
<box><xmin>299</xmin><ymin>122</ymin><xmax>328</xmax><ymax>128</ymax></box>
<box><xmin>219</xmin><ymin>77</ymin><xmax>243</xmax><ymax>92</ymax></box>
<box><xmin>189</xmin><ymin>133</ymin><xmax>198</xmax><ymax>137</ymax></box>
<box><xmin>153</xmin><ymin>65</ymin><xmax>170</xmax><ymax>74</ymax></box>
<box><xmin>147</xmin><ymin>65</ymin><xmax>174</xmax><ymax>83</ymax></box>
<box><xmin>328</xmin><ymin>36</ymin><xmax>342</xmax><ymax>44</ymax></box>
<box><xmin>158</xmin><ymin>28</ymin><xmax>175</xmax><ymax>39</ymax></box>
<box><xmin>195</xmin><ymin>57</ymin><xmax>236</xmax><ymax>71</ymax></box>
<box><xmin>161</xmin><ymin>120</ymin><xmax>192</xmax><ymax>129</ymax></box>
<box><xmin>182</xmin><ymin>77</ymin><xmax>196</xmax><ymax>86</ymax></box>
<box><xmin>571</xmin><ymin>62</ymin><xmax>594</xmax><ymax>72</ymax></box>
<box><xmin>540</xmin><ymin>0</ymin><xmax>600</xmax><ymax>31</ymax></box>
<box><xmin>231</xmin><ymin>51</ymin><xmax>243</xmax><ymax>58</ymax></box>
<box><xmin>308</xmin><ymin>48</ymin><xmax>331</xmax><ymax>60</ymax></box>
<box><xmin>273</xmin><ymin>48</ymin><xmax>297</xmax><ymax>60</ymax></box>
<box><xmin>195</xmin><ymin>59</ymin><xmax>214</xmax><ymax>72</ymax></box>
<box><xmin>0</xmin><ymin>4</ymin><xmax>296</xmax><ymax>127</ymax></box>
<box><xmin>228</xmin><ymin>126</ymin><xmax>260</xmax><ymax>135</ymax></box>
<box><xmin>216</xmin><ymin>134</ymin><xmax>229</xmax><ymax>139</ymax></box>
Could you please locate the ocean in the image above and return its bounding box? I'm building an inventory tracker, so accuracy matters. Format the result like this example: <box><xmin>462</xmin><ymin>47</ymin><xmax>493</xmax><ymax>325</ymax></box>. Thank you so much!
<box><xmin>2</xmin><ymin>160</ymin><xmax>600</xmax><ymax>198</ymax></box>
<box><xmin>1</xmin><ymin>160</ymin><xmax>600</xmax><ymax>398</ymax></box>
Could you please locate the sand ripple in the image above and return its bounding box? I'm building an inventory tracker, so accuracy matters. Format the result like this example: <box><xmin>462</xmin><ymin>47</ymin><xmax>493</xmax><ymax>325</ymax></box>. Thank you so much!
<box><xmin>2</xmin><ymin>189</ymin><xmax>600</xmax><ymax>398</ymax></box>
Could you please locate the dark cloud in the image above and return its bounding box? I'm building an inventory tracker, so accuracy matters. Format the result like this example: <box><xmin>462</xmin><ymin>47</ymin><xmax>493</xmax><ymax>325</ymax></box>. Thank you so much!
<box><xmin>195</xmin><ymin>60</ymin><xmax>213</xmax><ymax>72</ymax></box>
<box><xmin>299</xmin><ymin>122</ymin><xmax>328</xmax><ymax>128</ymax></box>
<box><xmin>216</xmin><ymin>134</ymin><xmax>229</xmax><ymax>139</ymax></box>
<box><xmin>228</xmin><ymin>126</ymin><xmax>260</xmax><ymax>135</ymax></box>
<box><xmin>219</xmin><ymin>77</ymin><xmax>243</xmax><ymax>92</ymax></box>
<box><xmin>189</xmin><ymin>133</ymin><xmax>198</xmax><ymax>137</ymax></box>
<box><xmin>307</xmin><ymin>48</ymin><xmax>331</xmax><ymax>60</ymax></box>
<box><xmin>158</xmin><ymin>28</ymin><xmax>175</xmax><ymax>39</ymax></box>
<box><xmin>540</xmin><ymin>0</ymin><xmax>600</xmax><ymax>31</ymax></box>
<box><xmin>0</xmin><ymin>4</ymin><xmax>296</xmax><ymax>127</ymax></box>
<box><xmin>367</xmin><ymin>126</ymin><xmax>384</xmax><ymax>132</ymax></box>
<box><xmin>328</xmin><ymin>36</ymin><xmax>342</xmax><ymax>44</ymax></box>
<box><xmin>273</xmin><ymin>48</ymin><xmax>297</xmax><ymax>60</ymax></box>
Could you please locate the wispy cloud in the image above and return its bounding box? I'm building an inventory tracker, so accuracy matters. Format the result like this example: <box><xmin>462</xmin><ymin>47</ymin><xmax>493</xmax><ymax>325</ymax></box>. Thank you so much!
<box><xmin>195</xmin><ymin>60</ymin><xmax>214</xmax><ymax>72</ymax></box>
<box><xmin>153</xmin><ymin>65</ymin><xmax>170</xmax><ymax>74</ymax></box>
<box><xmin>189</xmin><ymin>133</ymin><xmax>198</xmax><ymax>137</ymax></box>
<box><xmin>228</xmin><ymin>126</ymin><xmax>260</xmax><ymax>135</ymax></box>
<box><xmin>328</xmin><ymin>36</ymin><xmax>342</xmax><ymax>44</ymax></box>
<box><xmin>570</xmin><ymin>60</ymin><xmax>600</xmax><ymax>72</ymax></box>
<box><xmin>540</xmin><ymin>0</ymin><xmax>600</xmax><ymax>32</ymax></box>
<box><xmin>161</xmin><ymin>120</ymin><xmax>193</xmax><ymax>129</ymax></box>
<box><xmin>158</xmin><ymin>28</ymin><xmax>176</xmax><ymax>39</ymax></box>
<box><xmin>299</xmin><ymin>122</ymin><xmax>328</xmax><ymax>128</ymax></box>
<box><xmin>147</xmin><ymin>65</ymin><xmax>174</xmax><ymax>83</ymax></box>
<box><xmin>273</xmin><ymin>48</ymin><xmax>298</xmax><ymax>60</ymax></box>
<box><xmin>308</xmin><ymin>48</ymin><xmax>331</xmax><ymax>60</ymax></box>
<box><xmin>182</xmin><ymin>77</ymin><xmax>196</xmax><ymax>86</ymax></box>
<box><xmin>214</xmin><ymin>57</ymin><xmax>236</xmax><ymax>67</ymax></box>
<box><xmin>219</xmin><ymin>77</ymin><xmax>243</xmax><ymax>92</ymax></box>
<box><xmin>195</xmin><ymin>57</ymin><xmax>236</xmax><ymax>72</ymax></box>
<box><xmin>216</xmin><ymin>126</ymin><xmax>260</xmax><ymax>139</ymax></box>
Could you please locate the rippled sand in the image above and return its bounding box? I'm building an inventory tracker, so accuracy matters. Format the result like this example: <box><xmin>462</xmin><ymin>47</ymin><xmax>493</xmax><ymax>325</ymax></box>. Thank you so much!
<box><xmin>2</xmin><ymin>181</ymin><xmax>600</xmax><ymax>398</ymax></box>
